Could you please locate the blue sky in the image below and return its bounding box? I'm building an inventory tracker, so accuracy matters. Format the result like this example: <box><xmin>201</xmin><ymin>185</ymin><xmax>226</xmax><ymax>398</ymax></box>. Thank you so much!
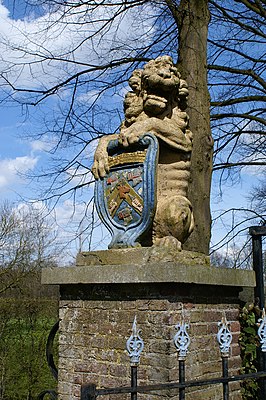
<box><xmin>0</xmin><ymin>95</ymin><xmax>257</xmax><ymax>258</ymax></box>
<box><xmin>0</xmin><ymin>100</ymin><xmax>257</xmax><ymax>257</ymax></box>
<box><xmin>0</xmin><ymin>0</ymin><xmax>263</xmax><ymax>260</ymax></box>
<box><xmin>0</xmin><ymin>105</ymin><xmax>34</xmax><ymax>197</ymax></box>
<box><xmin>0</xmin><ymin>99</ymin><xmax>107</xmax><ymax>258</ymax></box>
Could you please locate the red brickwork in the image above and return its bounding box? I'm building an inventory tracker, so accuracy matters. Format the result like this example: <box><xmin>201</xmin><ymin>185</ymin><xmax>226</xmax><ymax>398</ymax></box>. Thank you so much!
<box><xmin>57</xmin><ymin>283</ymin><xmax>242</xmax><ymax>400</ymax></box>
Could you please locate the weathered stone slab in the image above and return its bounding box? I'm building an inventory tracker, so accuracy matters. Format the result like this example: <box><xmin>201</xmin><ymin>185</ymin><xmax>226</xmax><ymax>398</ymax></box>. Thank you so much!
<box><xmin>76</xmin><ymin>247</ymin><xmax>210</xmax><ymax>266</ymax></box>
<box><xmin>42</xmin><ymin>248</ymin><xmax>255</xmax><ymax>288</ymax></box>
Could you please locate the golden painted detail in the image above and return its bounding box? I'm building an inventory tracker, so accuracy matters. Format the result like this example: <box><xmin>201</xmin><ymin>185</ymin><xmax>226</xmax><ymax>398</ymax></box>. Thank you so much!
<box><xmin>108</xmin><ymin>150</ymin><xmax>147</xmax><ymax>168</ymax></box>
<box><xmin>106</xmin><ymin>179</ymin><xmax>143</xmax><ymax>218</ymax></box>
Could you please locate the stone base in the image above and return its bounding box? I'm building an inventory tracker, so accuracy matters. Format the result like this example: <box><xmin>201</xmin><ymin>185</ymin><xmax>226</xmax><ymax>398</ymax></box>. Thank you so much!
<box><xmin>42</xmin><ymin>249</ymin><xmax>254</xmax><ymax>288</ymax></box>
<box><xmin>76</xmin><ymin>247</ymin><xmax>210</xmax><ymax>267</ymax></box>
<box><xmin>42</xmin><ymin>249</ymin><xmax>256</xmax><ymax>400</ymax></box>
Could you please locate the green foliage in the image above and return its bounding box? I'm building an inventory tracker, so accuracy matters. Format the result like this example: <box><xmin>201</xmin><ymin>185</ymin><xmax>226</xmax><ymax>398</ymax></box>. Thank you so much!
<box><xmin>239</xmin><ymin>303</ymin><xmax>261</xmax><ymax>400</ymax></box>
<box><xmin>0</xmin><ymin>297</ymin><xmax>58</xmax><ymax>400</ymax></box>
<box><xmin>0</xmin><ymin>202</ymin><xmax>59</xmax><ymax>399</ymax></box>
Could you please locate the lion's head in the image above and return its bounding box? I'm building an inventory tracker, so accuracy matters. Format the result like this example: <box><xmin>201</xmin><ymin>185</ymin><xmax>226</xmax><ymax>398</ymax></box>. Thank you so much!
<box><xmin>123</xmin><ymin>56</ymin><xmax>189</xmax><ymax>124</ymax></box>
<box><xmin>141</xmin><ymin>56</ymin><xmax>180</xmax><ymax>116</ymax></box>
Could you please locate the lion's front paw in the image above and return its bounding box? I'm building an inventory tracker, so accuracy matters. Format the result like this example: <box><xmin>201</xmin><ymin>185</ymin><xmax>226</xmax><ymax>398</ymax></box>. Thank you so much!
<box><xmin>92</xmin><ymin>150</ymin><xmax>109</xmax><ymax>179</ymax></box>
<box><xmin>119</xmin><ymin>128</ymin><xmax>141</xmax><ymax>147</ymax></box>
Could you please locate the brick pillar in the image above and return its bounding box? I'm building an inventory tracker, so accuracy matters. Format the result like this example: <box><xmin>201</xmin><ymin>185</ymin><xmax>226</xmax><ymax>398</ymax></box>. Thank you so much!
<box><xmin>42</xmin><ymin>248</ymin><xmax>256</xmax><ymax>400</ymax></box>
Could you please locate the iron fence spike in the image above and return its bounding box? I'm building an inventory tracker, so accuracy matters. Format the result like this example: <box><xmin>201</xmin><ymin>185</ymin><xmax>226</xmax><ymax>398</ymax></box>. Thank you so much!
<box><xmin>126</xmin><ymin>315</ymin><xmax>144</xmax><ymax>365</ymax></box>
<box><xmin>173</xmin><ymin>320</ymin><xmax>190</xmax><ymax>360</ymax></box>
<box><xmin>217</xmin><ymin>316</ymin><xmax>232</xmax><ymax>357</ymax></box>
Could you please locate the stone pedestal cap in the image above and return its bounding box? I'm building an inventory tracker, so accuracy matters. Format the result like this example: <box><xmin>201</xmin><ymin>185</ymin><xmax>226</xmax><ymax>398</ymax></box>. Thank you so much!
<box><xmin>42</xmin><ymin>248</ymin><xmax>255</xmax><ymax>288</ymax></box>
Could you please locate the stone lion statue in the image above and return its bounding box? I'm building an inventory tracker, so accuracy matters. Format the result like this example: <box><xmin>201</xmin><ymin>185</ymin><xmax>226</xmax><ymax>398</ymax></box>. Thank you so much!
<box><xmin>92</xmin><ymin>55</ymin><xmax>194</xmax><ymax>250</ymax></box>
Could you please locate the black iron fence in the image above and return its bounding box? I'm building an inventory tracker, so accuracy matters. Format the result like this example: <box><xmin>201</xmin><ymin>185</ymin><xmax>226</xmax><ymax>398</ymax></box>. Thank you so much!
<box><xmin>249</xmin><ymin>226</ymin><xmax>266</xmax><ymax>399</ymax></box>
<box><xmin>79</xmin><ymin>313</ymin><xmax>266</xmax><ymax>400</ymax></box>
<box><xmin>39</xmin><ymin>226</ymin><xmax>266</xmax><ymax>400</ymax></box>
<box><xmin>37</xmin><ymin>321</ymin><xmax>59</xmax><ymax>400</ymax></box>
<box><xmin>80</xmin><ymin>226</ymin><xmax>266</xmax><ymax>400</ymax></box>
<box><xmin>81</xmin><ymin>372</ymin><xmax>266</xmax><ymax>400</ymax></box>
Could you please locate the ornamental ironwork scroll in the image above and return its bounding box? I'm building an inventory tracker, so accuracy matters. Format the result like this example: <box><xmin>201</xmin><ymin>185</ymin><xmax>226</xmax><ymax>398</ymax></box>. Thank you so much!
<box><xmin>173</xmin><ymin>320</ymin><xmax>191</xmax><ymax>360</ymax></box>
<box><xmin>217</xmin><ymin>317</ymin><xmax>232</xmax><ymax>357</ymax></box>
<box><xmin>126</xmin><ymin>316</ymin><xmax>144</xmax><ymax>365</ymax></box>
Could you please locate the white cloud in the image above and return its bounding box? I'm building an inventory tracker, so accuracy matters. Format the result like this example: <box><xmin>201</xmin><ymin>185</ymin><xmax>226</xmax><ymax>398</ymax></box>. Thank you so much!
<box><xmin>0</xmin><ymin>1</ymin><xmax>156</xmax><ymax>91</ymax></box>
<box><xmin>0</xmin><ymin>3</ymin><xmax>9</xmax><ymax>19</ymax></box>
<box><xmin>0</xmin><ymin>155</ymin><xmax>38</xmax><ymax>189</ymax></box>
<box><xmin>242</xmin><ymin>161</ymin><xmax>266</xmax><ymax>177</ymax></box>
<box><xmin>0</xmin><ymin>0</ymin><xmax>155</xmax><ymax>255</ymax></box>
<box><xmin>55</xmin><ymin>199</ymin><xmax>87</xmax><ymax>226</ymax></box>
<box><xmin>53</xmin><ymin>196</ymin><xmax>110</xmax><ymax>253</ymax></box>
<box><xmin>77</xmin><ymin>90</ymin><xmax>101</xmax><ymax>104</ymax></box>
<box><xmin>16</xmin><ymin>199</ymin><xmax>48</xmax><ymax>214</ymax></box>
<box><xmin>30</xmin><ymin>137</ymin><xmax>55</xmax><ymax>152</ymax></box>
<box><xmin>66</xmin><ymin>166</ymin><xmax>94</xmax><ymax>187</ymax></box>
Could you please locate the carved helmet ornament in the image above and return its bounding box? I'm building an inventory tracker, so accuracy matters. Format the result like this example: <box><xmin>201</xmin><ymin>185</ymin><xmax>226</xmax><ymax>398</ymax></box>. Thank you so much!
<box><xmin>92</xmin><ymin>55</ymin><xmax>194</xmax><ymax>250</ymax></box>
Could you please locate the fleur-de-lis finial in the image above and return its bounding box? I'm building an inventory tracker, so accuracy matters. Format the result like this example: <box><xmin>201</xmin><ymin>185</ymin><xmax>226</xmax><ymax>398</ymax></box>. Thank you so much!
<box><xmin>126</xmin><ymin>316</ymin><xmax>144</xmax><ymax>365</ymax></box>
<box><xmin>258</xmin><ymin>308</ymin><xmax>266</xmax><ymax>352</ymax></box>
<box><xmin>217</xmin><ymin>316</ymin><xmax>232</xmax><ymax>357</ymax></box>
<box><xmin>173</xmin><ymin>320</ymin><xmax>190</xmax><ymax>360</ymax></box>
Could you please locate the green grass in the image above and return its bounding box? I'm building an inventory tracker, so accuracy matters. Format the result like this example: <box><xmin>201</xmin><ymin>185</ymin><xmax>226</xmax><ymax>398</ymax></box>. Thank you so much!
<box><xmin>0</xmin><ymin>298</ymin><xmax>58</xmax><ymax>400</ymax></box>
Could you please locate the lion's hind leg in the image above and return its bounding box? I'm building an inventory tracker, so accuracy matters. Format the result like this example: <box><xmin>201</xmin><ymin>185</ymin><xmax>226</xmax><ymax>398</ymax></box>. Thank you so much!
<box><xmin>152</xmin><ymin>195</ymin><xmax>194</xmax><ymax>250</ymax></box>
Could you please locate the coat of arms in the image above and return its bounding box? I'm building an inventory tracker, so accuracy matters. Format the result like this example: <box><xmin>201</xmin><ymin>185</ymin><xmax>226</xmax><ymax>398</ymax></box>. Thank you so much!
<box><xmin>95</xmin><ymin>133</ymin><xmax>158</xmax><ymax>248</ymax></box>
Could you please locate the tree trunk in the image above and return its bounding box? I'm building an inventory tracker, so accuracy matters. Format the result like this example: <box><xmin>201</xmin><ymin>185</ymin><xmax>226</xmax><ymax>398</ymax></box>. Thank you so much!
<box><xmin>177</xmin><ymin>0</ymin><xmax>212</xmax><ymax>255</ymax></box>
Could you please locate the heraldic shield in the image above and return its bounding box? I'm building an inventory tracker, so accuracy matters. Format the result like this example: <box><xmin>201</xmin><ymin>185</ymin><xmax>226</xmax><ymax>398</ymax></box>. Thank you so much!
<box><xmin>95</xmin><ymin>133</ymin><xmax>159</xmax><ymax>248</ymax></box>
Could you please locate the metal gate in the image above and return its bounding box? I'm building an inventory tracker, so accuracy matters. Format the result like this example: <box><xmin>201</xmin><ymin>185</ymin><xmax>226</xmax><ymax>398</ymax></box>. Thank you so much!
<box><xmin>39</xmin><ymin>226</ymin><xmax>266</xmax><ymax>400</ymax></box>
<box><xmin>79</xmin><ymin>313</ymin><xmax>266</xmax><ymax>400</ymax></box>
